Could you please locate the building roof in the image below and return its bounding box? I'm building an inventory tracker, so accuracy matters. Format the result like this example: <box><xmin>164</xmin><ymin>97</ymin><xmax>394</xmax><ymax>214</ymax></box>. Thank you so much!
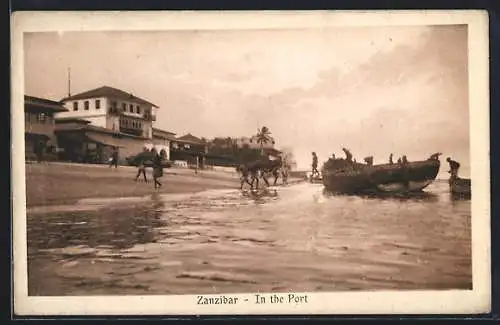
<box><xmin>176</xmin><ymin>133</ymin><xmax>205</xmax><ymax>144</ymax></box>
<box><xmin>152</xmin><ymin>128</ymin><xmax>177</xmax><ymax>140</ymax></box>
<box><xmin>153</xmin><ymin>127</ymin><xmax>176</xmax><ymax>135</ymax></box>
<box><xmin>61</xmin><ymin>86</ymin><xmax>159</xmax><ymax>108</ymax></box>
<box><xmin>55</xmin><ymin>117</ymin><xmax>91</xmax><ymax>124</ymax></box>
<box><xmin>25</xmin><ymin>95</ymin><xmax>69</xmax><ymax>113</ymax></box>
<box><xmin>55</xmin><ymin>123</ymin><xmax>149</xmax><ymax>140</ymax></box>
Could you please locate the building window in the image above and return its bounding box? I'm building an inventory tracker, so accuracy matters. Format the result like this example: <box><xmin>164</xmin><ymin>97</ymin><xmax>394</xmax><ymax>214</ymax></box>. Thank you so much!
<box><xmin>184</xmin><ymin>144</ymin><xmax>190</xmax><ymax>149</ymax></box>
<box><xmin>84</xmin><ymin>101</ymin><xmax>89</xmax><ymax>110</ymax></box>
<box><xmin>172</xmin><ymin>143</ymin><xmax>179</xmax><ymax>149</ymax></box>
<box><xmin>95</xmin><ymin>99</ymin><xmax>101</xmax><ymax>109</ymax></box>
<box><xmin>122</xmin><ymin>103</ymin><xmax>126</xmax><ymax>111</ymax></box>
<box><xmin>73</xmin><ymin>102</ymin><xmax>78</xmax><ymax>111</ymax></box>
<box><xmin>37</xmin><ymin>113</ymin><xmax>47</xmax><ymax>124</ymax></box>
<box><xmin>129</xmin><ymin>104</ymin><xmax>134</xmax><ymax>113</ymax></box>
<box><xmin>136</xmin><ymin>105</ymin><xmax>141</xmax><ymax>114</ymax></box>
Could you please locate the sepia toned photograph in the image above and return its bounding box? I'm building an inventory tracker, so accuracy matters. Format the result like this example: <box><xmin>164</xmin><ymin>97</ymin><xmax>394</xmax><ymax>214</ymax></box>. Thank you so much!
<box><xmin>12</xmin><ymin>11</ymin><xmax>490</xmax><ymax>315</ymax></box>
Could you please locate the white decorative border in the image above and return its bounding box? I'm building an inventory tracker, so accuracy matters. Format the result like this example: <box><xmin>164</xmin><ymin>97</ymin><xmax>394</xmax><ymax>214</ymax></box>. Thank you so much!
<box><xmin>11</xmin><ymin>10</ymin><xmax>491</xmax><ymax>315</ymax></box>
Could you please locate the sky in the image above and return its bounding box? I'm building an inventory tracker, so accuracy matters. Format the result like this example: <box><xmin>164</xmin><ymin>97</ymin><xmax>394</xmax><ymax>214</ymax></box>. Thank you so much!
<box><xmin>24</xmin><ymin>25</ymin><xmax>470</xmax><ymax>177</ymax></box>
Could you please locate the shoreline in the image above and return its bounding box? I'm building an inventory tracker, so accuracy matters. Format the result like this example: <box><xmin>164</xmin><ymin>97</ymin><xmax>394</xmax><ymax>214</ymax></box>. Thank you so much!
<box><xmin>24</xmin><ymin>162</ymin><xmax>304</xmax><ymax>209</ymax></box>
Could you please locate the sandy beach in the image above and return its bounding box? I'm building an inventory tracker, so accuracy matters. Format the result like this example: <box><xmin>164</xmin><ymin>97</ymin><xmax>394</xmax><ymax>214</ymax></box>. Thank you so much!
<box><xmin>25</xmin><ymin>162</ymin><xmax>305</xmax><ymax>208</ymax></box>
<box><xmin>24</xmin><ymin>162</ymin><xmax>249</xmax><ymax>207</ymax></box>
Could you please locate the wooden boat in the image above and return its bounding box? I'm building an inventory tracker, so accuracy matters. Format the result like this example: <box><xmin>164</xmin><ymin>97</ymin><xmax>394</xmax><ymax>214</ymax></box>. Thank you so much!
<box><xmin>321</xmin><ymin>154</ymin><xmax>441</xmax><ymax>195</ymax></box>
<box><xmin>449</xmin><ymin>176</ymin><xmax>471</xmax><ymax>196</ymax></box>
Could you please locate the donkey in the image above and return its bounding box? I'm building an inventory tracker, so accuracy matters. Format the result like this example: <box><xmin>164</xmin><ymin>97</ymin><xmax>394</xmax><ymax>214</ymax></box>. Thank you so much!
<box><xmin>238</xmin><ymin>156</ymin><xmax>284</xmax><ymax>190</ymax></box>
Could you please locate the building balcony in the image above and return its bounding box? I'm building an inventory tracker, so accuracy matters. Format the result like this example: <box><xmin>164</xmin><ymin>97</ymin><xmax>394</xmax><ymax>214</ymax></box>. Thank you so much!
<box><xmin>143</xmin><ymin>112</ymin><xmax>156</xmax><ymax>121</ymax></box>
<box><xmin>119</xmin><ymin>127</ymin><xmax>144</xmax><ymax>137</ymax></box>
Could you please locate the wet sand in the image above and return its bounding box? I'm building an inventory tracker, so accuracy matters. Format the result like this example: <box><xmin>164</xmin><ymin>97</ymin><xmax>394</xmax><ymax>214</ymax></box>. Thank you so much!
<box><xmin>24</xmin><ymin>162</ymin><xmax>244</xmax><ymax>207</ymax></box>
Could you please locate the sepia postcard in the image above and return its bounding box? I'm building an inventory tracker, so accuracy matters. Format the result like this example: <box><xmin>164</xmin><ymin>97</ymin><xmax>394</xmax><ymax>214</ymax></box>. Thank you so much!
<box><xmin>11</xmin><ymin>10</ymin><xmax>491</xmax><ymax>316</ymax></box>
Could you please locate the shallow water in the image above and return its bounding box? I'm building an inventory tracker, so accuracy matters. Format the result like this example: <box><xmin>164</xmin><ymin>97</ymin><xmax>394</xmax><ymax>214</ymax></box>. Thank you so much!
<box><xmin>27</xmin><ymin>180</ymin><xmax>472</xmax><ymax>296</ymax></box>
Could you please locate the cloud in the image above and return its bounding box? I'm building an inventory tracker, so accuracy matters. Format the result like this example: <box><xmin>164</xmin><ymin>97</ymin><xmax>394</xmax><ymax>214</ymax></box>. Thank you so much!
<box><xmin>24</xmin><ymin>26</ymin><xmax>469</xmax><ymax>175</ymax></box>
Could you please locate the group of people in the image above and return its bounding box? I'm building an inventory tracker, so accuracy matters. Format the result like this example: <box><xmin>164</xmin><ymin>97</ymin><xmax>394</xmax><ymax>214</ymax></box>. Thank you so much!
<box><xmin>33</xmin><ymin>140</ymin><xmax>56</xmax><ymax>164</ymax></box>
<box><xmin>312</xmin><ymin>148</ymin><xmax>461</xmax><ymax>176</ymax></box>
<box><xmin>132</xmin><ymin>147</ymin><xmax>165</xmax><ymax>189</ymax></box>
<box><xmin>237</xmin><ymin>155</ymin><xmax>290</xmax><ymax>190</ymax></box>
<box><xmin>311</xmin><ymin>148</ymin><xmax>355</xmax><ymax>177</ymax></box>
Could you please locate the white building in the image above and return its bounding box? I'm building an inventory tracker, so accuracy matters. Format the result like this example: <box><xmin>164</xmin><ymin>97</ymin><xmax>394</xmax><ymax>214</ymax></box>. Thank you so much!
<box><xmin>57</xmin><ymin>85</ymin><xmax>158</xmax><ymax>139</ymax></box>
<box><xmin>54</xmin><ymin>85</ymin><xmax>175</xmax><ymax>163</ymax></box>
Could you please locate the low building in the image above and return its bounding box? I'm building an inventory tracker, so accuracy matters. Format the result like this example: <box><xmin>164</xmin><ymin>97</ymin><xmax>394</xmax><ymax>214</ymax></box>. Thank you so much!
<box><xmin>55</xmin><ymin>117</ymin><xmax>149</xmax><ymax>164</ymax></box>
<box><xmin>145</xmin><ymin>128</ymin><xmax>177</xmax><ymax>161</ymax></box>
<box><xmin>24</xmin><ymin>95</ymin><xmax>68</xmax><ymax>161</ymax></box>
<box><xmin>170</xmin><ymin>133</ymin><xmax>209</xmax><ymax>167</ymax></box>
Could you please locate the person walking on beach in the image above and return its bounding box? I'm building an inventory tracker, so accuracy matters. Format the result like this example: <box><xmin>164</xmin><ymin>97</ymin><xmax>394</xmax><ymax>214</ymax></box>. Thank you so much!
<box><xmin>195</xmin><ymin>155</ymin><xmax>199</xmax><ymax>174</ymax></box>
<box><xmin>311</xmin><ymin>152</ymin><xmax>320</xmax><ymax>179</ymax></box>
<box><xmin>109</xmin><ymin>147</ymin><xmax>119</xmax><ymax>168</ymax></box>
<box><xmin>34</xmin><ymin>140</ymin><xmax>44</xmax><ymax>164</ymax></box>
<box><xmin>134</xmin><ymin>159</ymin><xmax>148</xmax><ymax>182</ymax></box>
<box><xmin>152</xmin><ymin>149</ymin><xmax>163</xmax><ymax>189</ymax></box>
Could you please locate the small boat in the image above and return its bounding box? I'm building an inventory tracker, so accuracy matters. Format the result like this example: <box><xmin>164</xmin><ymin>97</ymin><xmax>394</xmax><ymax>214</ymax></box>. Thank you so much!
<box><xmin>321</xmin><ymin>154</ymin><xmax>441</xmax><ymax>195</ymax></box>
<box><xmin>449</xmin><ymin>176</ymin><xmax>471</xmax><ymax>196</ymax></box>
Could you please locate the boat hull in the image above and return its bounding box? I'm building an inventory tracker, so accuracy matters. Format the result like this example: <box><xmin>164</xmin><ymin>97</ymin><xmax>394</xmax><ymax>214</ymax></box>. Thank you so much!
<box><xmin>322</xmin><ymin>158</ymin><xmax>440</xmax><ymax>195</ymax></box>
<box><xmin>449</xmin><ymin>177</ymin><xmax>471</xmax><ymax>196</ymax></box>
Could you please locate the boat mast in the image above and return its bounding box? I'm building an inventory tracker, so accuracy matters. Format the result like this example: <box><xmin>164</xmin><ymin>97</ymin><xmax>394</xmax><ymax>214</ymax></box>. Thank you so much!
<box><xmin>67</xmin><ymin>67</ymin><xmax>71</xmax><ymax>97</ymax></box>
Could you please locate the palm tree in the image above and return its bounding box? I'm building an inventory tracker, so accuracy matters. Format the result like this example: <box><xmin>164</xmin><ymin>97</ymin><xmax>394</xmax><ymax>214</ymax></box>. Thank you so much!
<box><xmin>255</xmin><ymin>126</ymin><xmax>274</xmax><ymax>156</ymax></box>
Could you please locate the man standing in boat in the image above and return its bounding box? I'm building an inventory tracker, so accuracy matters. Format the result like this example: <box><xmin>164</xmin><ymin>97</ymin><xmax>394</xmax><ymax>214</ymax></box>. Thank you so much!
<box><xmin>446</xmin><ymin>157</ymin><xmax>460</xmax><ymax>178</ymax></box>
<box><xmin>342</xmin><ymin>148</ymin><xmax>353</xmax><ymax>163</ymax></box>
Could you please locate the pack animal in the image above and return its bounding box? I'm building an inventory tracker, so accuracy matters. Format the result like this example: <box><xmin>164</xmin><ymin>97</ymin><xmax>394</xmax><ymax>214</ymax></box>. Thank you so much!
<box><xmin>238</xmin><ymin>156</ymin><xmax>284</xmax><ymax>189</ymax></box>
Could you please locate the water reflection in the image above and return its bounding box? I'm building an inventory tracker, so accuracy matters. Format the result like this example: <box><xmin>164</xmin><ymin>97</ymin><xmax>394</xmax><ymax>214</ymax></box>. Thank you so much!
<box><xmin>27</xmin><ymin>180</ymin><xmax>472</xmax><ymax>295</ymax></box>
<box><xmin>28</xmin><ymin>196</ymin><xmax>169</xmax><ymax>251</ymax></box>
<box><xmin>241</xmin><ymin>188</ymin><xmax>279</xmax><ymax>204</ymax></box>
<box><xmin>450</xmin><ymin>192</ymin><xmax>472</xmax><ymax>202</ymax></box>
<box><xmin>321</xmin><ymin>188</ymin><xmax>439</xmax><ymax>202</ymax></box>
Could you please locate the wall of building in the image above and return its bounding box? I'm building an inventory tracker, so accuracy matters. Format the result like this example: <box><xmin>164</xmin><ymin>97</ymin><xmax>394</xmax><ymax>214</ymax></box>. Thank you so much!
<box><xmin>83</xmin><ymin>115</ymin><xmax>107</xmax><ymax>128</ymax></box>
<box><xmin>25</xmin><ymin>111</ymin><xmax>56</xmax><ymax>143</ymax></box>
<box><xmin>115</xmin><ymin>137</ymin><xmax>146</xmax><ymax>163</ymax></box>
<box><xmin>144</xmin><ymin>121</ymin><xmax>153</xmax><ymax>139</ymax></box>
<box><xmin>59</xmin><ymin>96</ymin><xmax>154</xmax><ymax>139</ymax></box>
<box><xmin>87</xmin><ymin>132</ymin><xmax>148</xmax><ymax>164</ymax></box>
<box><xmin>145</xmin><ymin>137</ymin><xmax>170</xmax><ymax>160</ymax></box>
<box><xmin>106</xmin><ymin>115</ymin><xmax>120</xmax><ymax>131</ymax></box>
<box><xmin>57</xmin><ymin>97</ymin><xmax>108</xmax><ymax>123</ymax></box>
